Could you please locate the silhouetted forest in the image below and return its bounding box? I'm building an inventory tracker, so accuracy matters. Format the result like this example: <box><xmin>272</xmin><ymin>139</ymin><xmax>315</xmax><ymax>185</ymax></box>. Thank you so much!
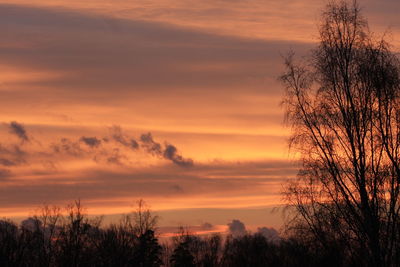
<box><xmin>0</xmin><ymin>200</ymin><xmax>351</xmax><ymax>267</ymax></box>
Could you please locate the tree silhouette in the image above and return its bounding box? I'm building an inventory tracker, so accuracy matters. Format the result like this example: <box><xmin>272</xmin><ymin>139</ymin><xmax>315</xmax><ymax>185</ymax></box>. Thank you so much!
<box><xmin>0</xmin><ymin>220</ymin><xmax>19</xmax><ymax>266</ymax></box>
<box><xmin>0</xmin><ymin>201</ymin><xmax>364</xmax><ymax>266</ymax></box>
<box><xmin>170</xmin><ymin>229</ymin><xmax>196</xmax><ymax>267</ymax></box>
<box><xmin>56</xmin><ymin>200</ymin><xmax>99</xmax><ymax>267</ymax></box>
<box><xmin>221</xmin><ymin>234</ymin><xmax>279</xmax><ymax>267</ymax></box>
<box><xmin>280</xmin><ymin>0</ymin><xmax>400</xmax><ymax>266</ymax></box>
<box><xmin>133</xmin><ymin>229</ymin><xmax>163</xmax><ymax>267</ymax></box>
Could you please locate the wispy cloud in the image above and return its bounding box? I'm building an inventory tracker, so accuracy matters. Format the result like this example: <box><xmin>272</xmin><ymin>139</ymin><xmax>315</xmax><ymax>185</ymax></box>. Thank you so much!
<box><xmin>0</xmin><ymin>144</ymin><xmax>26</xmax><ymax>167</ymax></box>
<box><xmin>80</xmin><ymin>136</ymin><xmax>101</xmax><ymax>148</ymax></box>
<box><xmin>1</xmin><ymin>122</ymin><xmax>194</xmax><ymax>170</ymax></box>
<box><xmin>8</xmin><ymin>121</ymin><xmax>29</xmax><ymax>142</ymax></box>
<box><xmin>109</xmin><ymin>125</ymin><xmax>139</xmax><ymax>150</ymax></box>
<box><xmin>141</xmin><ymin>132</ymin><xmax>193</xmax><ymax>167</ymax></box>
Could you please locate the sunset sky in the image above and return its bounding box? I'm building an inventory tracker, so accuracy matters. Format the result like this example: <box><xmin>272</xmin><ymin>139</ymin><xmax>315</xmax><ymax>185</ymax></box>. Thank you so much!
<box><xmin>0</xmin><ymin>0</ymin><xmax>399</xmax><ymax>233</ymax></box>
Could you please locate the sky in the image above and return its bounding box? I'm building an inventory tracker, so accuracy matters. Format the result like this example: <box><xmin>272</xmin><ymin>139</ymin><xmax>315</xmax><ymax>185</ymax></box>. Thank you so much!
<box><xmin>0</xmin><ymin>0</ymin><xmax>399</xmax><ymax>234</ymax></box>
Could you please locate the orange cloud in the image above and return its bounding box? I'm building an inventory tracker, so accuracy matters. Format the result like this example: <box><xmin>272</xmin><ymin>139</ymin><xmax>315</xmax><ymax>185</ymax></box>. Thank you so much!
<box><xmin>0</xmin><ymin>0</ymin><xmax>397</xmax><ymax>228</ymax></box>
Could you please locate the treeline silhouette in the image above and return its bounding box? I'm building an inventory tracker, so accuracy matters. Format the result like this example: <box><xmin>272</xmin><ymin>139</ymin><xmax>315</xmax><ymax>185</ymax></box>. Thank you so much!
<box><xmin>0</xmin><ymin>200</ymin><xmax>347</xmax><ymax>267</ymax></box>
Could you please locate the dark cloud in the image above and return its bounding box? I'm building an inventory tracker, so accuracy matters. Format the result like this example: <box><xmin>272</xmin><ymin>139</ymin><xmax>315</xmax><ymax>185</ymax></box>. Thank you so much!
<box><xmin>130</xmin><ymin>139</ymin><xmax>139</xmax><ymax>150</ymax></box>
<box><xmin>52</xmin><ymin>137</ymin><xmax>128</xmax><ymax>166</ymax></box>
<box><xmin>227</xmin><ymin>219</ymin><xmax>246</xmax><ymax>237</ymax></box>
<box><xmin>0</xmin><ymin>122</ymin><xmax>295</xmax><ymax>181</ymax></box>
<box><xmin>140</xmin><ymin>132</ymin><xmax>163</xmax><ymax>155</ymax></box>
<box><xmin>80</xmin><ymin>136</ymin><xmax>101</xmax><ymax>148</ymax></box>
<box><xmin>0</xmin><ymin>124</ymin><xmax>193</xmax><ymax>169</ymax></box>
<box><xmin>110</xmin><ymin>126</ymin><xmax>139</xmax><ymax>150</ymax></box>
<box><xmin>0</xmin><ymin>158</ymin><xmax>16</xmax><ymax>167</ymax></box>
<box><xmin>105</xmin><ymin>148</ymin><xmax>127</xmax><ymax>166</ymax></box>
<box><xmin>0</xmin><ymin>144</ymin><xmax>26</xmax><ymax>167</ymax></box>
<box><xmin>170</xmin><ymin>184</ymin><xmax>184</xmax><ymax>193</ymax></box>
<box><xmin>257</xmin><ymin>227</ymin><xmax>280</xmax><ymax>242</ymax></box>
<box><xmin>51</xmin><ymin>138</ymin><xmax>84</xmax><ymax>157</ymax></box>
<box><xmin>8</xmin><ymin>121</ymin><xmax>29</xmax><ymax>142</ymax></box>
<box><xmin>164</xmin><ymin>144</ymin><xmax>194</xmax><ymax>167</ymax></box>
<box><xmin>110</xmin><ymin>129</ymin><xmax>194</xmax><ymax>167</ymax></box>
<box><xmin>140</xmin><ymin>132</ymin><xmax>194</xmax><ymax>167</ymax></box>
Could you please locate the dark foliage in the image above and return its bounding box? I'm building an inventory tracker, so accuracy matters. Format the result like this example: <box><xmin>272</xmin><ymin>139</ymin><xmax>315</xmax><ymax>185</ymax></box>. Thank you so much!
<box><xmin>0</xmin><ymin>203</ymin><xmax>346</xmax><ymax>267</ymax></box>
<box><xmin>0</xmin><ymin>201</ymin><xmax>163</xmax><ymax>267</ymax></box>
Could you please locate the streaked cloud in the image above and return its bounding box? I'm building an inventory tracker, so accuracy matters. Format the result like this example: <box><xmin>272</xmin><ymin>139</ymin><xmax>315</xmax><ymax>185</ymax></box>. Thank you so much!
<box><xmin>0</xmin><ymin>0</ymin><xmax>397</xmax><ymax>225</ymax></box>
<box><xmin>0</xmin><ymin>122</ymin><xmax>295</xmax><ymax>215</ymax></box>
<box><xmin>8</xmin><ymin>121</ymin><xmax>29</xmax><ymax>142</ymax></box>
<box><xmin>0</xmin><ymin>122</ymin><xmax>194</xmax><ymax>170</ymax></box>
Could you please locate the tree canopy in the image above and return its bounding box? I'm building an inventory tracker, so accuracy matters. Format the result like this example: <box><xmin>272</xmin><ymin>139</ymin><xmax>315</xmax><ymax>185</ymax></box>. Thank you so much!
<box><xmin>281</xmin><ymin>1</ymin><xmax>400</xmax><ymax>266</ymax></box>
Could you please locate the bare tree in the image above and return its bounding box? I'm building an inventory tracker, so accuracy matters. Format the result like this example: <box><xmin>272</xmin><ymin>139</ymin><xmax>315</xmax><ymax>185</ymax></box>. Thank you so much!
<box><xmin>35</xmin><ymin>205</ymin><xmax>62</xmax><ymax>266</ymax></box>
<box><xmin>57</xmin><ymin>200</ymin><xmax>100</xmax><ymax>266</ymax></box>
<box><xmin>121</xmin><ymin>199</ymin><xmax>159</xmax><ymax>236</ymax></box>
<box><xmin>280</xmin><ymin>1</ymin><xmax>400</xmax><ymax>266</ymax></box>
<box><xmin>0</xmin><ymin>219</ymin><xmax>19</xmax><ymax>265</ymax></box>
